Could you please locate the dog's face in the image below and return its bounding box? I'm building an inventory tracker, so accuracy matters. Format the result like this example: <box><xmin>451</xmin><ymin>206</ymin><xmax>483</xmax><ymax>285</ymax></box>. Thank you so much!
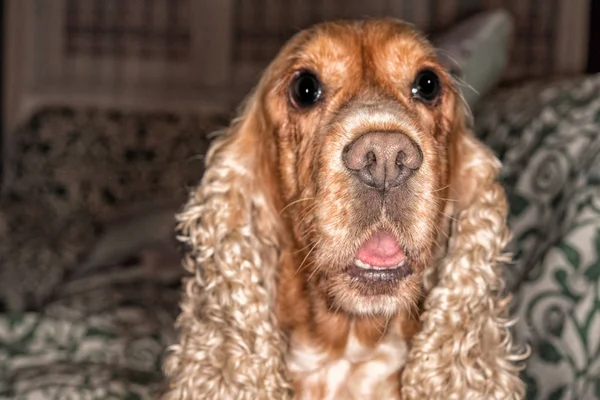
<box><xmin>258</xmin><ymin>20</ymin><xmax>464</xmax><ymax>316</ymax></box>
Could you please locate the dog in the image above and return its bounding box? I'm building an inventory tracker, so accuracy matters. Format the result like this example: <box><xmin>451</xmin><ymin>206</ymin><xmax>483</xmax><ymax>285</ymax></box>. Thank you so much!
<box><xmin>161</xmin><ymin>18</ymin><xmax>526</xmax><ymax>400</ymax></box>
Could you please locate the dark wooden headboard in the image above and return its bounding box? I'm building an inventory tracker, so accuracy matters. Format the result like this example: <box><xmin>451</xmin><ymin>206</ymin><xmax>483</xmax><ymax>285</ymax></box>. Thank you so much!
<box><xmin>587</xmin><ymin>0</ymin><xmax>600</xmax><ymax>73</ymax></box>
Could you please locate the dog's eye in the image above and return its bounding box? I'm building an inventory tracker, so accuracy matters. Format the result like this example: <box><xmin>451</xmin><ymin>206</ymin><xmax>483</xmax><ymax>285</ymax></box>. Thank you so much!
<box><xmin>290</xmin><ymin>71</ymin><xmax>322</xmax><ymax>108</ymax></box>
<box><xmin>411</xmin><ymin>70</ymin><xmax>441</xmax><ymax>103</ymax></box>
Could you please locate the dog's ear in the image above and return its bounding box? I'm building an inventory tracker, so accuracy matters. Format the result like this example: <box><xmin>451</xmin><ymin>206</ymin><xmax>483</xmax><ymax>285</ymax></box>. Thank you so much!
<box><xmin>161</xmin><ymin>85</ymin><xmax>292</xmax><ymax>399</ymax></box>
<box><xmin>402</xmin><ymin>94</ymin><xmax>527</xmax><ymax>399</ymax></box>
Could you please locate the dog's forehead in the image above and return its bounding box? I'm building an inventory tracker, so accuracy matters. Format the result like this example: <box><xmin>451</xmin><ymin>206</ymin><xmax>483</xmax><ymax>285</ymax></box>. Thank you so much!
<box><xmin>282</xmin><ymin>20</ymin><xmax>436</xmax><ymax>81</ymax></box>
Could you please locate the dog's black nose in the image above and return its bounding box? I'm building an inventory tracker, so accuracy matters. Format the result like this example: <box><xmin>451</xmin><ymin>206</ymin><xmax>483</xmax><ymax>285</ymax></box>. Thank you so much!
<box><xmin>343</xmin><ymin>131</ymin><xmax>423</xmax><ymax>192</ymax></box>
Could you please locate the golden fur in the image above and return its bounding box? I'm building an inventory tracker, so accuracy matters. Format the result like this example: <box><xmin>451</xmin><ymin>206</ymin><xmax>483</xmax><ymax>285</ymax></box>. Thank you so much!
<box><xmin>161</xmin><ymin>19</ymin><xmax>527</xmax><ymax>399</ymax></box>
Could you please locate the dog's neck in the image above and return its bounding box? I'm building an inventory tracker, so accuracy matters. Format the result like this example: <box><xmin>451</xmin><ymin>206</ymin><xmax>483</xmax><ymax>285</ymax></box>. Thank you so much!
<box><xmin>276</xmin><ymin>247</ymin><xmax>421</xmax><ymax>399</ymax></box>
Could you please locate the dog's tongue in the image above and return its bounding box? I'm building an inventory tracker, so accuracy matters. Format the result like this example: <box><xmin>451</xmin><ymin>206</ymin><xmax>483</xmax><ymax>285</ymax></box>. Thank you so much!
<box><xmin>356</xmin><ymin>231</ymin><xmax>405</xmax><ymax>268</ymax></box>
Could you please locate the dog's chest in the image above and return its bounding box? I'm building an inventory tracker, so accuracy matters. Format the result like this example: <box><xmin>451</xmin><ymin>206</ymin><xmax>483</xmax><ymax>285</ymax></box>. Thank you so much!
<box><xmin>287</xmin><ymin>329</ymin><xmax>408</xmax><ymax>400</ymax></box>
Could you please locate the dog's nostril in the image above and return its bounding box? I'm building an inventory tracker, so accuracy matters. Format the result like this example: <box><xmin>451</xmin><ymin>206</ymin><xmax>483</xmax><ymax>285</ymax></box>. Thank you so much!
<box><xmin>395</xmin><ymin>151</ymin><xmax>405</xmax><ymax>166</ymax></box>
<box><xmin>366</xmin><ymin>151</ymin><xmax>376</xmax><ymax>165</ymax></box>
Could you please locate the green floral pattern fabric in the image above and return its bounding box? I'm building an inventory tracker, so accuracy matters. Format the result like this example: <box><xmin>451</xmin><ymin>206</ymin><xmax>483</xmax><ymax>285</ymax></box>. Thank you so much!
<box><xmin>476</xmin><ymin>74</ymin><xmax>600</xmax><ymax>400</ymax></box>
<box><xmin>1</xmin><ymin>74</ymin><xmax>599</xmax><ymax>399</ymax></box>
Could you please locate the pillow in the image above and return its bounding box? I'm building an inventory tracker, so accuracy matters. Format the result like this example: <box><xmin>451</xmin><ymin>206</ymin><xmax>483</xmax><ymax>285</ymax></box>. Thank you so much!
<box><xmin>76</xmin><ymin>205</ymin><xmax>179</xmax><ymax>277</ymax></box>
<box><xmin>433</xmin><ymin>9</ymin><xmax>514</xmax><ymax>108</ymax></box>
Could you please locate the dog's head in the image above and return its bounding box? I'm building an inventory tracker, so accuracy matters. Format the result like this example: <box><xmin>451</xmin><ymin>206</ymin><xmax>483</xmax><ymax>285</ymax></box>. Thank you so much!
<box><xmin>231</xmin><ymin>19</ymin><xmax>487</xmax><ymax>317</ymax></box>
<box><xmin>190</xmin><ymin>19</ymin><xmax>501</xmax><ymax>318</ymax></box>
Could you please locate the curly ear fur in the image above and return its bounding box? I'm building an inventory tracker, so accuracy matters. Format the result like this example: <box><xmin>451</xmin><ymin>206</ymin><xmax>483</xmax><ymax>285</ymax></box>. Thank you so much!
<box><xmin>400</xmin><ymin>100</ymin><xmax>528</xmax><ymax>399</ymax></box>
<box><xmin>160</xmin><ymin>88</ymin><xmax>293</xmax><ymax>399</ymax></box>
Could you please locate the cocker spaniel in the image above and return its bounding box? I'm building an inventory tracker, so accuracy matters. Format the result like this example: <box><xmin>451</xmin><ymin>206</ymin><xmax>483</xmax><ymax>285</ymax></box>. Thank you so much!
<box><xmin>162</xmin><ymin>19</ymin><xmax>526</xmax><ymax>400</ymax></box>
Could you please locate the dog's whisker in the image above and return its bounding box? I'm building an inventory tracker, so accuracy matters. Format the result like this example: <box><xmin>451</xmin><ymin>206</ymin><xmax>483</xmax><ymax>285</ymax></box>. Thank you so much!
<box><xmin>291</xmin><ymin>242</ymin><xmax>316</xmax><ymax>255</ymax></box>
<box><xmin>440</xmin><ymin>211</ymin><xmax>459</xmax><ymax>223</ymax></box>
<box><xmin>297</xmin><ymin>202</ymin><xmax>319</xmax><ymax>220</ymax></box>
<box><xmin>433</xmin><ymin>195</ymin><xmax>458</xmax><ymax>203</ymax></box>
<box><xmin>434</xmin><ymin>48</ymin><xmax>462</xmax><ymax>71</ymax></box>
<box><xmin>433</xmin><ymin>224</ymin><xmax>449</xmax><ymax>243</ymax></box>
<box><xmin>453</xmin><ymin>75</ymin><xmax>480</xmax><ymax>97</ymax></box>
<box><xmin>293</xmin><ymin>240</ymin><xmax>321</xmax><ymax>278</ymax></box>
<box><xmin>430</xmin><ymin>184</ymin><xmax>451</xmax><ymax>193</ymax></box>
<box><xmin>431</xmin><ymin>229</ymin><xmax>444</xmax><ymax>244</ymax></box>
<box><xmin>280</xmin><ymin>197</ymin><xmax>317</xmax><ymax>215</ymax></box>
<box><xmin>295</xmin><ymin>205</ymin><xmax>319</xmax><ymax>231</ymax></box>
<box><xmin>306</xmin><ymin>261</ymin><xmax>322</xmax><ymax>282</ymax></box>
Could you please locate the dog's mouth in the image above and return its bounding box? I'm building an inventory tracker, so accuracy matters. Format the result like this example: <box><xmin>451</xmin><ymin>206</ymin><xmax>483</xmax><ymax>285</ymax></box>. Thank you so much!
<box><xmin>346</xmin><ymin>230</ymin><xmax>413</xmax><ymax>284</ymax></box>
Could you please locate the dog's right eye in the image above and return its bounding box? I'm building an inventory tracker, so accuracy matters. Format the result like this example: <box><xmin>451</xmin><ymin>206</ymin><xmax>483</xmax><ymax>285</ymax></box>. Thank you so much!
<box><xmin>290</xmin><ymin>71</ymin><xmax>322</xmax><ymax>108</ymax></box>
<box><xmin>411</xmin><ymin>69</ymin><xmax>441</xmax><ymax>104</ymax></box>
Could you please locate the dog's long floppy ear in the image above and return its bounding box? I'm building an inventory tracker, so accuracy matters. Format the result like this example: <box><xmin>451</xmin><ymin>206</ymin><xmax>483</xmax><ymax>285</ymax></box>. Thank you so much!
<box><xmin>161</xmin><ymin>86</ymin><xmax>293</xmax><ymax>399</ymax></box>
<box><xmin>401</xmin><ymin>95</ymin><xmax>527</xmax><ymax>399</ymax></box>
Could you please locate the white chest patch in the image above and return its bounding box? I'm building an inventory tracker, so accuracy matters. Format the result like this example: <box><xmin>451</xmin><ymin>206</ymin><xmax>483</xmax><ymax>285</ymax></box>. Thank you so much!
<box><xmin>286</xmin><ymin>328</ymin><xmax>408</xmax><ymax>400</ymax></box>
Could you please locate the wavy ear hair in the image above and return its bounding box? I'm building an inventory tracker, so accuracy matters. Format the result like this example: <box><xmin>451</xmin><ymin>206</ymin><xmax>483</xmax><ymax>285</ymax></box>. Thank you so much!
<box><xmin>401</xmin><ymin>93</ymin><xmax>527</xmax><ymax>399</ymax></box>
<box><xmin>161</xmin><ymin>84</ymin><xmax>293</xmax><ymax>399</ymax></box>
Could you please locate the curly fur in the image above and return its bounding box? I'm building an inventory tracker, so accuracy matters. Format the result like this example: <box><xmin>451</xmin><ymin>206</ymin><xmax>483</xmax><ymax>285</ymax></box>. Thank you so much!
<box><xmin>161</xmin><ymin>18</ymin><xmax>527</xmax><ymax>399</ymax></box>
<box><xmin>400</xmin><ymin>131</ymin><xmax>527</xmax><ymax>400</ymax></box>
<box><xmin>161</xmin><ymin>95</ymin><xmax>294</xmax><ymax>399</ymax></box>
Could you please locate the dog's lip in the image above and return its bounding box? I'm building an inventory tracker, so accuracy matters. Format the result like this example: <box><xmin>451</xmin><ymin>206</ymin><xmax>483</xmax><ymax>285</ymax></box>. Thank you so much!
<box><xmin>346</xmin><ymin>260</ymin><xmax>413</xmax><ymax>282</ymax></box>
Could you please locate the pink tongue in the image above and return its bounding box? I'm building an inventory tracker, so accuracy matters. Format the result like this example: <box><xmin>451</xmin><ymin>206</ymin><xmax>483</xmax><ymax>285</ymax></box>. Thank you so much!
<box><xmin>356</xmin><ymin>231</ymin><xmax>406</xmax><ymax>268</ymax></box>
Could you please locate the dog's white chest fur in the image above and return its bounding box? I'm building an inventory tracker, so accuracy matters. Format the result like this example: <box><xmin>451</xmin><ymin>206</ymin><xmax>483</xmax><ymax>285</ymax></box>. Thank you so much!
<box><xmin>287</xmin><ymin>328</ymin><xmax>408</xmax><ymax>400</ymax></box>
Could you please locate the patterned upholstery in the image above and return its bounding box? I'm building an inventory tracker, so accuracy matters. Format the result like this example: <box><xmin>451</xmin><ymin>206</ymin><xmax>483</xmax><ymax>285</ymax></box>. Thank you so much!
<box><xmin>0</xmin><ymin>109</ymin><xmax>226</xmax><ymax>312</ymax></box>
<box><xmin>476</xmin><ymin>74</ymin><xmax>600</xmax><ymax>400</ymax></box>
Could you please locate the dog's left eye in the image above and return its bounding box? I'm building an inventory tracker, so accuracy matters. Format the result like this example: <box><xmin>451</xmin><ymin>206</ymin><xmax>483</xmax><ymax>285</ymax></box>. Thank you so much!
<box><xmin>289</xmin><ymin>71</ymin><xmax>322</xmax><ymax>108</ymax></box>
<box><xmin>411</xmin><ymin>70</ymin><xmax>441</xmax><ymax>103</ymax></box>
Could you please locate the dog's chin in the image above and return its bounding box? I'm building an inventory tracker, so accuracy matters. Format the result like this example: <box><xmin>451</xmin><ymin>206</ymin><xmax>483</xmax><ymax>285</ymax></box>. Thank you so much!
<box><xmin>326</xmin><ymin>269</ymin><xmax>422</xmax><ymax>317</ymax></box>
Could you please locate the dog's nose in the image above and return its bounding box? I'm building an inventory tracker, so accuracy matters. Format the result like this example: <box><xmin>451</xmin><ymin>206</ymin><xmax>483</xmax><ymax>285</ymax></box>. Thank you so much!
<box><xmin>343</xmin><ymin>131</ymin><xmax>423</xmax><ymax>191</ymax></box>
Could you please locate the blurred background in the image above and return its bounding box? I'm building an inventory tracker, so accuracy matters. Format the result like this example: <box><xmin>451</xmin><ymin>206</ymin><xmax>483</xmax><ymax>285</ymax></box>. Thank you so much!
<box><xmin>2</xmin><ymin>0</ymin><xmax>598</xmax><ymax>138</ymax></box>
<box><xmin>1</xmin><ymin>1</ymin><xmax>599</xmax><ymax>399</ymax></box>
